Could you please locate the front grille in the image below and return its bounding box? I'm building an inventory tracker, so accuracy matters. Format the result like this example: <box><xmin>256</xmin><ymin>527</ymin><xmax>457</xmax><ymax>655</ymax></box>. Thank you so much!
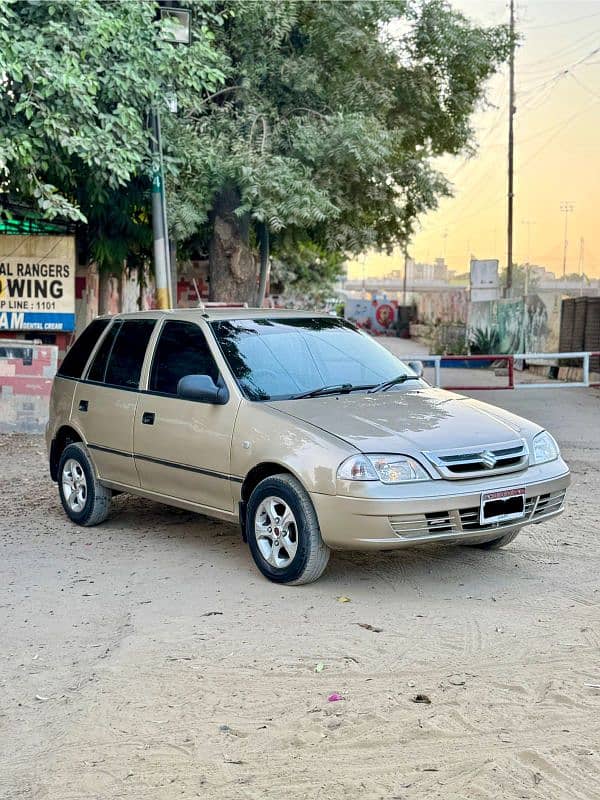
<box><xmin>423</xmin><ymin>440</ymin><xmax>529</xmax><ymax>480</ymax></box>
<box><xmin>533</xmin><ymin>489</ymin><xmax>566</xmax><ymax>518</ymax></box>
<box><xmin>388</xmin><ymin>489</ymin><xmax>565</xmax><ymax>540</ymax></box>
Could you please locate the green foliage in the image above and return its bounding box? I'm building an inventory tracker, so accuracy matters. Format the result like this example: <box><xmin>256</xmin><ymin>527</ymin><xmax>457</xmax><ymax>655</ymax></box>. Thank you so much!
<box><xmin>269</xmin><ymin>238</ymin><xmax>345</xmax><ymax>303</ymax></box>
<box><xmin>0</xmin><ymin>0</ymin><xmax>224</xmax><ymax>267</ymax></box>
<box><xmin>428</xmin><ymin>321</ymin><xmax>468</xmax><ymax>355</ymax></box>
<box><xmin>470</xmin><ymin>326</ymin><xmax>500</xmax><ymax>355</ymax></box>
<box><xmin>0</xmin><ymin>0</ymin><xmax>510</xmax><ymax>290</ymax></box>
<box><xmin>499</xmin><ymin>264</ymin><xmax>541</xmax><ymax>295</ymax></box>
<box><xmin>173</xmin><ymin>0</ymin><xmax>510</xmax><ymax>263</ymax></box>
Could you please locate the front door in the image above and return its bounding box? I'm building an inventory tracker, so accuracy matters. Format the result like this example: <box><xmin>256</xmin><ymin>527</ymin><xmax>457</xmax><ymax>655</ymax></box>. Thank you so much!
<box><xmin>133</xmin><ymin>320</ymin><xmax>240</xmax><ymax>512</ymax></box>
<box><xmin>71</xmin><ymin>318</ymin><xmax>156</xmax><ymax>487</ymax></box>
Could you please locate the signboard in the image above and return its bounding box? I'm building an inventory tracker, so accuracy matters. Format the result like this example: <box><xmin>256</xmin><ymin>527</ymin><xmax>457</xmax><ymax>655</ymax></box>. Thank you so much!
<box><xmin>0</xmin><ymin>234</ymin><xmax>76</xmax><ymax>331</ymax></box>
<box><xmin>470</xmin><ymin>258</ymin><xmax>500</xmax><ymax>303</ymax></box>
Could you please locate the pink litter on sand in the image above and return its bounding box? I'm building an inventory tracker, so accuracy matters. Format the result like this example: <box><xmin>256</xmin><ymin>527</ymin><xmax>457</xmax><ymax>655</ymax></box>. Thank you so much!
<box><xmin>328</xmin><ymin>693</ymin><xmax>343</xmax><ymax>702</ymax></box>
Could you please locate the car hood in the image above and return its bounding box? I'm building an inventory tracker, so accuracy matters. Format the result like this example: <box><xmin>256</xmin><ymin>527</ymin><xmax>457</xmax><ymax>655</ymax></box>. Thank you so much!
<box><xmin>269</xmin><ymin>387</ymin><xmax>538</xmax><ymax>455</ymax></box>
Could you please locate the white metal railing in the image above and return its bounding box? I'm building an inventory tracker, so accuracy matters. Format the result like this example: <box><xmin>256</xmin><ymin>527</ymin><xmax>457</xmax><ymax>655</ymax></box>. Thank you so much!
<box><xmin>401</xmin><ymin>351</ymin><xmax>600</xmax><ymax>390</ymax></box>
<box><xmin>512</xmin><ymin>351</ymin><xmax>592</xmax><ymax>389</ymax></box>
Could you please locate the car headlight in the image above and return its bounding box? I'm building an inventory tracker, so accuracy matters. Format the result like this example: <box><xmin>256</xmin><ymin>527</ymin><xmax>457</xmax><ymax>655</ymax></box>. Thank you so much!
<box><xmin>337</xmin><ymin>454</ymin><xmax>429</xmax><ymax>484</ymax></box>
<box><xmin>532</xmin><ymin>431</ymin><xmax>559</xmax><ymax>464</ymax></box>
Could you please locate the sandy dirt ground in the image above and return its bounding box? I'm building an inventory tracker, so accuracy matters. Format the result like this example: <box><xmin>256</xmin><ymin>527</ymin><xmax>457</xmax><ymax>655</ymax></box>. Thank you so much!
<box><xmin>2</xmin><ymin>383</ymin><xmax>600</xmax><ymax>800</ymax></box>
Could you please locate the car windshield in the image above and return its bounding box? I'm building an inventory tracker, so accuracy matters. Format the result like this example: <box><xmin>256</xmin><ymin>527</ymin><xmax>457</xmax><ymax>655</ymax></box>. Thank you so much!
<box><xmin>210</xmin><ymin>317</ymin><xmax>415</xmax><ymax>401</ymax></box>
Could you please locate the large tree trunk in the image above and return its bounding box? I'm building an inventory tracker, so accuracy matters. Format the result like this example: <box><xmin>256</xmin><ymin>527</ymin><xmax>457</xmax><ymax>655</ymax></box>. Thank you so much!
<box><xmin>208</xmin><ymin>185</ymin><xmax>257</xmax><ymax>303</ymax></box>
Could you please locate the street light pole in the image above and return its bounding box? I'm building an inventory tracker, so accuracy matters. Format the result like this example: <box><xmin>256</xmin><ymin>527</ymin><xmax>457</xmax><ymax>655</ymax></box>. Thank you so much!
<box><xmin>560</xmin><ymin>201</ymin><xmax>574</xmax><ymax>278</ymax></box>
<box><xmin>150</xmin><ymin>107</ymin><xmax>172</xmax><ymax>309</ymax></box>
<box><xmin>506</xmin><ymin>0</ymin><xmax>516</xmax><ymax>296</ymax></box>
<box><xmin>522</xmin><ymin>219</ymin><xmax>535</xmax><ymax>295</ymax></box>
<box><xmin>150</xmin><ymin>4</ymin><xmax>192</xmax><ymax>310</ymax></box>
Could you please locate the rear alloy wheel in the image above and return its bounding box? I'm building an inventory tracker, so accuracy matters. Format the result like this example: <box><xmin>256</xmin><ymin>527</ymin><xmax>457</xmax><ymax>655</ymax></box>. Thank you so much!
<box><xmin>465</xmin><ymin>528</ymin><xmax>522</xmax><ymax>550</ymax></box>
<box><xmin>58</xmin><ymin>442</ymin><xmax>112</xmax><ymax>526</ymax></box>
<box><xmin>246</xmin><ymin>474</ymin><xmax>330</xmax><ymax>584</ymax></box>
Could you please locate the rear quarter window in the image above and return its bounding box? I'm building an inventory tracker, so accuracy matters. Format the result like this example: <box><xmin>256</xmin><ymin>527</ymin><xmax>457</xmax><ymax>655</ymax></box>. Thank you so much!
<box><xmin>57</xmin><ymin>319</ymin><xmax>110</xmax><ymax>379</ymax></box>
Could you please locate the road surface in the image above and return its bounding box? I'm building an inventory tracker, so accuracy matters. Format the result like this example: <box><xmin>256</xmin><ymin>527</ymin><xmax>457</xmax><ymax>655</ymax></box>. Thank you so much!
<box><xmin>1</xmin><ymin>383</ymin><xmax>599</xmax><ymax>800</ymax></box>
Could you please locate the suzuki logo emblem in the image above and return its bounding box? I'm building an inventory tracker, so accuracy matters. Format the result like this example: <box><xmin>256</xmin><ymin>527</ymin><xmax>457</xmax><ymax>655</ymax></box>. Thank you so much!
<box><xmin>480</xmin><ymin>450</ymin><xmax>498</xmax><ymax>469</ymax></box>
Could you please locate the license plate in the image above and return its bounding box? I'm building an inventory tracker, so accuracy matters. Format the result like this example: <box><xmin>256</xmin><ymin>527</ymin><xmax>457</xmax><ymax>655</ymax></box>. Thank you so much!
<box><xmin>480</xmin><ymin>487</ymin><xmax>526</xmax><ymax>525</ymax></box>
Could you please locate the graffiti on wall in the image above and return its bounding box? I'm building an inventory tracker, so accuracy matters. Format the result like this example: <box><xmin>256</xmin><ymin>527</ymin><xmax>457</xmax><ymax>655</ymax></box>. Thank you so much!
<box><xmin>345</xmin><ymin>297</ymin><xmax>399</xmax><ymax>333</ymax></box>
<box><xmin>468</xmin><ymin>295</ymin><xmax>551</xmax><ymax>353</ymax></box>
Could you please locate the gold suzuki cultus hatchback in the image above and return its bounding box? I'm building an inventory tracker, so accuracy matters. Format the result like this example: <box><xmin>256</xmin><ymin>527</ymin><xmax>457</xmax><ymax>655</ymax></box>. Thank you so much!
<box><xmin>47</xmin><ymin>309</ymin><xmax>570</xmax><ymax>584</ymax></box>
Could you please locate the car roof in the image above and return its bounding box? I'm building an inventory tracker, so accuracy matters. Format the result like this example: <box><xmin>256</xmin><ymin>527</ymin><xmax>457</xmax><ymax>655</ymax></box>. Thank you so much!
<box><xmin>98</xmin><ymin>307</ymin><xmax>334</xmax><ymax>322</ymax></box>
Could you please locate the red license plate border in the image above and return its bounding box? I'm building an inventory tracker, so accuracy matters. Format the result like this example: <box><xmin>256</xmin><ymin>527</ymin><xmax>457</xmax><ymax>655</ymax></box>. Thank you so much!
<box><xmin>479</xmin><ymin>486</ymin><xmax>526</xmax><ymax>525</ymax></box>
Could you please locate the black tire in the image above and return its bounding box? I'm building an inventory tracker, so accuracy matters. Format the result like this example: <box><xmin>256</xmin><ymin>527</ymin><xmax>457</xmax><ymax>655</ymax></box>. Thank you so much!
<box><xmin>465</xmin><ymin>528</ymin><xmax>521</xmax><ymax>550</ymax></box>
<box><xmin>246</xmin><ymin>474</ymin><xmax>330</xmax><ymax>585</ymax></box>
<box><xmin>57</xmin><ymin>442</ymin><xmax>112</xmax><ymax>526</ymax></box>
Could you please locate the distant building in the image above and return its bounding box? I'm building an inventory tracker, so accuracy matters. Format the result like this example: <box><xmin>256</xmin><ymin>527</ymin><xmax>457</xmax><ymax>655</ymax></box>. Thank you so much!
<box><xmin>384</xmin><ymin>257</ymin><xmax>449</xmax><ymax>284</ymax></box>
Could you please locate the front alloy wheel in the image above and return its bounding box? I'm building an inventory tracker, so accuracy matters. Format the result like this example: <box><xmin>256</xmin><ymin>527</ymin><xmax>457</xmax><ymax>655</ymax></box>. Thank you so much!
<box><xmin>254</xmin><ymin>496</ymin><xmax>299</xmax><ymax>569</ymax></box>
<box><xmin>246</xmin><ymin>474</ymin><xmax>330</xmax><ymax>585</ymax></box>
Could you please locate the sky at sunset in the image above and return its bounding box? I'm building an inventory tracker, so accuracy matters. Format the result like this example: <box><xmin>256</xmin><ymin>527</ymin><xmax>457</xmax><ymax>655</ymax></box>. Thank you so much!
<box><xmin>348</xmin><ymin>0</ymin><xmax>600</xmax><ymax>280</ymax></box>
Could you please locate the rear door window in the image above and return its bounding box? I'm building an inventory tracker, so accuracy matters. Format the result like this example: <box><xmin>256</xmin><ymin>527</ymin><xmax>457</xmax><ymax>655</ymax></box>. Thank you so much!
<box><xmin>57</xmin><ymin>319</ymin><xmax>109</xmax><ymax>379</ymax></box>
<box><xmin>105</xmin><ymin>320</ymin><xmax>155</xmax><ymax>388</ymax></box>
<box><xmin>149</xmin><ymin>320</ymin><xmax>219</xmax><ymax>395</ymax></box>
<box><xmin>87</xmin><ymin>319</ymin><xmax>155</xmax><ymax>389</ymax></box>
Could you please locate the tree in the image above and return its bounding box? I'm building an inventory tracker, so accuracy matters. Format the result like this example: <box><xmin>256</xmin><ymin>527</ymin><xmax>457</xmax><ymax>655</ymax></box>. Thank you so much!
<box><xmin>1</xmin><ymin>1</ymin><xmax>510</xmax><ymax>306</ymax></box>
<box><xmin>269</xmin><ymin>238</ymin><xmax>346</xmax><ymax>305</ymax></box>
<box><xmin>175</xmin><ymin>0</ymin><xmax>510</xmax><ymax>302</ymax></box>
<box><xmin>500</xmin><ymin>264</ymin><xmax>540</xmax><ymax>295</ymax></box>
<box><xmin>0</xmin><ymin>0</ymin><xmax>224</xmax><ymax>270</ymax></box>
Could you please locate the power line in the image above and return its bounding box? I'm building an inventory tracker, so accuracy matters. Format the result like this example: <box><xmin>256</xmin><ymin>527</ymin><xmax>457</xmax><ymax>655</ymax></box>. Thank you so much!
<box><xmin>519</xmin><ymin>100</ymin><xmax>600</xmax><ymax>172</ymax></box>
<box><xmin>525</xmin><ymin>10</ymin><xmax>600</xmax><ymax>31</ymax></box>
<box><xmin>568</xmin><ymin>72</ymin><xmax>600</xmax><ymax>100</ymax></box>
<box><xmin>517</xmin><ymin>28</ymin><xmax>600</xmax><ymax>71</ymax></box>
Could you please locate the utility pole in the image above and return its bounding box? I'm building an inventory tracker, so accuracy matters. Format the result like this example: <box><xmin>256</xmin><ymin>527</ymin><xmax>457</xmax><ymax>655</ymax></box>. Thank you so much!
<box><xmin>506</xmin><ymin>0</ymin><xmax>516</xmax><ymax>296</ymax></box>
<box><xmin>403</xmin><ymin>246</ymin><xmax>409</xmax><ymax>306</ymax></box>
<box><xmin>560</xmin><ymin>201</ymin><xmax>575</xmax><ymax>278</ymax></box>
<box><xmin>150</xmin><ymin>108</ymin><xmax>172</xmax><ymax>309</ymax></box>
<box><xmin>149</xmin><ymin>5</ymin><xmax>192</xmax><ymax>310</ymax></box>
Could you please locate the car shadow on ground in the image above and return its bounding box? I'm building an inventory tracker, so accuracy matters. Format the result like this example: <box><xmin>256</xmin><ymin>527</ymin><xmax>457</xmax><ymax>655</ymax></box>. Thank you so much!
<box><xmin>95</xmin><ymin>492</ymin><xmax>546</xmax><ymax>599</ymax></box>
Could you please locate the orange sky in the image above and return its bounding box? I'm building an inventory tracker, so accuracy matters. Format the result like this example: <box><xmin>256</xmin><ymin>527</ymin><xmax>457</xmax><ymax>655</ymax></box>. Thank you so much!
<box><xmin>349</xmin><ymin>0</ymin><xmax>600</xmax><ymax>280</ymax></box>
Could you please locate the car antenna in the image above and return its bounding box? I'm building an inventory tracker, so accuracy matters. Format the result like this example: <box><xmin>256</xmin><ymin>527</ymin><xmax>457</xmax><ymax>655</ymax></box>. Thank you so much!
<box><xmin>192</xmin><ymin>278</ymin><xmax>209</xmax><ymax>317</ymax></box>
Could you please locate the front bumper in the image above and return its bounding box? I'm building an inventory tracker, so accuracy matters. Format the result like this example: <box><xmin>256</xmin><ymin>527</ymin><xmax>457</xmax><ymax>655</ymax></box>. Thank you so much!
<box><xmin>311</xmin><ymin>459</ymin><xmax>570</xmax><ymax>550</ymax></box>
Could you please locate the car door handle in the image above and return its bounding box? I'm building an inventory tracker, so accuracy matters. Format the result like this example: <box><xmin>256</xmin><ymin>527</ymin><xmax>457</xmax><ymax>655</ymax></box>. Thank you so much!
<box><xmin>78</xmin><ymin>400</ymin><xmax>89</xmax><ymax>412</ymax></box>
<box><xmin>142</xmin><ymin>411</ymin><xmax>155</xmax><ymax>425</ymax></box>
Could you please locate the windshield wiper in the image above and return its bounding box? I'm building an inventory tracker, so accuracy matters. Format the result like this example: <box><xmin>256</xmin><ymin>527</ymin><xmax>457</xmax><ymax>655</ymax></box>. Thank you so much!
<box><xmin>291</xmin><ymin>383</ymin><xmax>355</xmax><ymax>399</ymax></box>
<box><xmin>367</xmin><ymin>374</ymin><xmax>419</xmax><ymax>393</ymax></box>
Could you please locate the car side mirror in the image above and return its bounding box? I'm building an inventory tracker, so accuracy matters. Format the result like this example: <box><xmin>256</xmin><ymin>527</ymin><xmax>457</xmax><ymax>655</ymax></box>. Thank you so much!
<box><xmin>407</xmin><ymin>360</ymin><xmax>424</xmax><ymax>378</ymax></box>
<box><xmin>177</xmin><ymin>374</ymin><xmax>229</xmax><ymax>405</ymax></box>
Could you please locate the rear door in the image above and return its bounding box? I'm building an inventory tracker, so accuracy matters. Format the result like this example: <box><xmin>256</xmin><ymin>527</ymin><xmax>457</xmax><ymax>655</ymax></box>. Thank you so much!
<box><xmin>133</xmin><ymin>319</ymin><xmax>240</xmax><ymax>512</ymax></box>
<box><xmin>71</xmin><ymin>318</ymin><xmax>156</xmax><ymax>487</ymax></box>
<box><xmin>49</xmin><ymin>318</ymin><xmax>111</xmax><ymax>443</ymax></box>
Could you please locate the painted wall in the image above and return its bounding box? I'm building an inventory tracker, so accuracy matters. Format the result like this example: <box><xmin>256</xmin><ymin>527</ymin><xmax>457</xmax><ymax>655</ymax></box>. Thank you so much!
<box><xmin>345</xmin><ymin>297</ymin><xmax>400</xmax><ymax>333</ymax></box>
<box><xmin>468</xmin><ymin>293</ymin><xmax>559</xmax><ymax>353</ymax></box>
<box><xmin>414</xmin><ymin>289</ymin><xmax>469</xmax><ymax>325</ymax></box>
